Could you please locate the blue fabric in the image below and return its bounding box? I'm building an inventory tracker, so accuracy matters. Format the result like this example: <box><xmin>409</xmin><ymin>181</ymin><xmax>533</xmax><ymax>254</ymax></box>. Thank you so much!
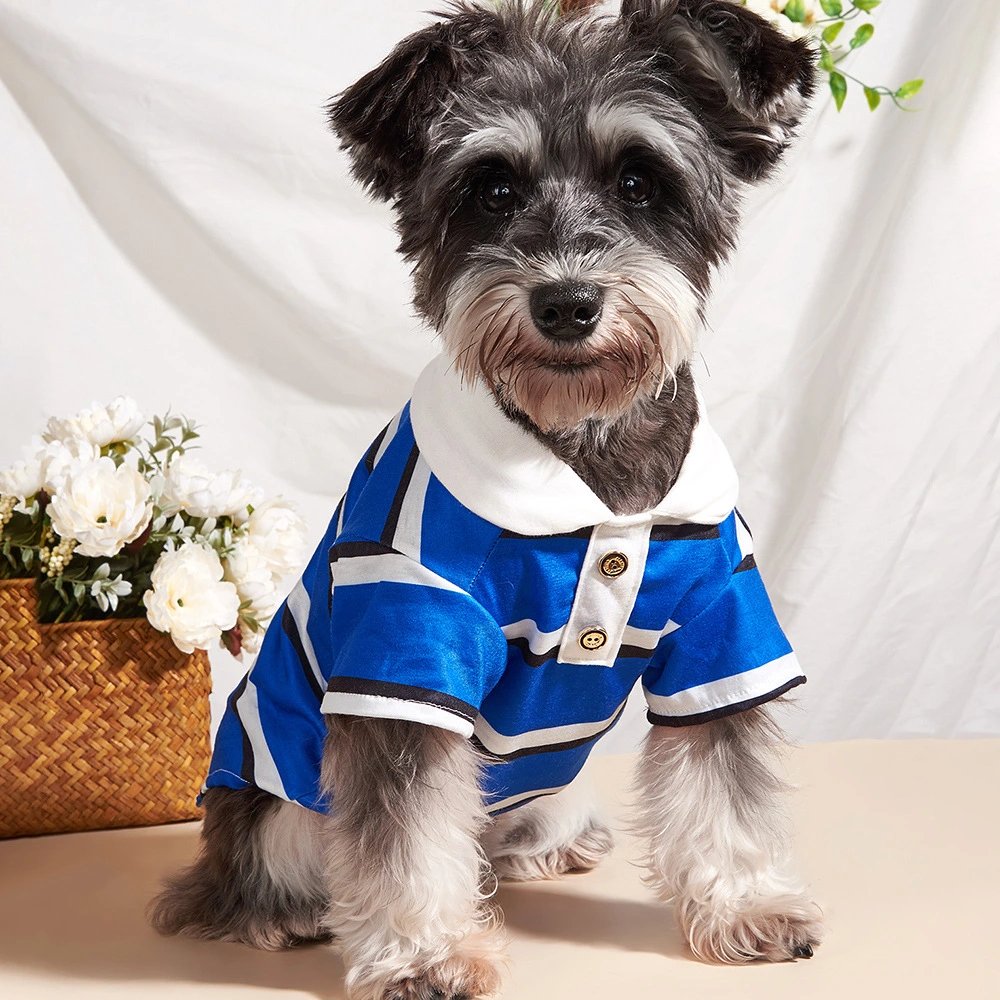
<box><xmin>205</xmin><ymin>404</ymin><xmax>804</xmax><ymax>814</ymax></box>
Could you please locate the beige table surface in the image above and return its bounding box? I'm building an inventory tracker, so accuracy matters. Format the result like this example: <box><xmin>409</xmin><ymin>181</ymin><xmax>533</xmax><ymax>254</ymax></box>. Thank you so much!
<box><xmin>1</xmin><ymin>739</ymin><xmax>997</xmax><ymax>999</ymax></box>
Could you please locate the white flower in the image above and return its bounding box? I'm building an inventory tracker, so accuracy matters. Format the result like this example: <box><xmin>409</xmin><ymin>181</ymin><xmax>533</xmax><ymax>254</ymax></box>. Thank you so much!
<box><xmin>0</xmin><ymin>443</ymin><xmax>46</xmax><ymax>501</ymax></box>
<box><xmin>743</xmin><ymin>0</ymin><xmax>820</xmax><ymax>39</ymax></box>
<box><xmin>143</xmin><ymin>543</ymin><xmax>241</xmax><ymax>654</ymax></box>
<box><xmin>224</xmin><ymin>537</ymin><xmax>280</xmax><ymax>624</ymax></box>
<box><xmin>48</xmin><ymin>457</ymin><xmax>153</xmax><ymax>558</ymax></box>
<box><xmin>238</xmin><ymin>623</ymin><xmax>265</xmax><ymax>659</ymax></box>
<box><xmin>39</xmin><ymin>437</ymin><xmax>103</xmax><ymax>493</ymax></box>
<box><xmin>0</xmin><ymin>436</ymin><xmax>100</xmax><ymax>500</ymax></box>
<box><xmin>44</xmin><ymin>396</ymin><xmax>146</xmax><ymax>448</ymax></box>
<box><xmin>159</xmin><ymin>455</ymin><xmax>261</xmax><ymax>524</ymax></box>
<box><xmin>246</xmin><ymin>497</ymin><xmax>308</xmax><ymax>580</ymax></box>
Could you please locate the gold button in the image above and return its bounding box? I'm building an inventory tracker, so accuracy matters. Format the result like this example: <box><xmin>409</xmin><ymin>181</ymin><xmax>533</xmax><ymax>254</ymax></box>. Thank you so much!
<box><xmin>578</xmin><ymin>627</ymin><xmax>608</xmax><ymax>651</ymax></box>
<box><xmin>599</xmin><ymin>551</ymin><xmax>628</xmax><ymax>578</ymax></box>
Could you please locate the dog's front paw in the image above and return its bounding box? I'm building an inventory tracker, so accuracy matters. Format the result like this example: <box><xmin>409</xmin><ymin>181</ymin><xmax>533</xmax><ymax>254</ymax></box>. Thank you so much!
<box><xmin>385</xmin><ymin>954</ymin><xmax>502</xmax><ymax>1000</ymax></box>
<box><xmin>349</xmin><ymin>950</ymin><xmax>503</xmax><ymax>1000</ymax></box>
<box><xmin>678</xmin><ymin>893</ymin><xmax>823</xmax><ymax>964</ymax></box>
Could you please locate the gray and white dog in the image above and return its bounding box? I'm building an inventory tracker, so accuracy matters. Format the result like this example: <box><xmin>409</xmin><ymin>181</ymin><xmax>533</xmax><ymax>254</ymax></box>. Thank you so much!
<box><xmin>152</xmin><ymin>2</ymin><xmax>822</xmax><ymax>997</ymax></box>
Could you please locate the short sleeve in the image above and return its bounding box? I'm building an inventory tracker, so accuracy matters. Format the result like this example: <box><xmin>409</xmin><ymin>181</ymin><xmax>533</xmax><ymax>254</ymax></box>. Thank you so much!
<box><xmin>320</xmin><ymin>542</ymin><xmax>508</xmax><ymax>737</ymax></box>
<box><xmin>641</xmin><ymin>548</ymin><xmax>805</xmax><ymax>727</ymax></box>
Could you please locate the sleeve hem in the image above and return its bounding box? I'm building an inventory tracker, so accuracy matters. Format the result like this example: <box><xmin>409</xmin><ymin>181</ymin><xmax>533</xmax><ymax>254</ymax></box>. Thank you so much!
<box><xmin>321</xmin><ymin>689</ymin><xmax>476</xmax><ymax>738</ymax></box>
<box><xmin>646</xmin><ymin>675</ymin><xmax>806</xmax><ymax>727</ymax></box>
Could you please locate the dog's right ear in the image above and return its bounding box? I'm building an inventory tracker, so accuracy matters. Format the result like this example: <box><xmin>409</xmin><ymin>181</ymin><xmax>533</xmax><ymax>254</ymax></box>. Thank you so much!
<box><xmin>329</xmin><ymin>13</ymin><xmax>502</xmax><ymax>202</ymax></box>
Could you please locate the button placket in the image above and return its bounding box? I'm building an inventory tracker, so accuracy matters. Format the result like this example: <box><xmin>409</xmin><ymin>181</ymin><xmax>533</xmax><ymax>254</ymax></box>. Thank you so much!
<box><xmin>558</xmin><ymin>517</ymin><xmax>652</xmax><ymax>666</ymax></box>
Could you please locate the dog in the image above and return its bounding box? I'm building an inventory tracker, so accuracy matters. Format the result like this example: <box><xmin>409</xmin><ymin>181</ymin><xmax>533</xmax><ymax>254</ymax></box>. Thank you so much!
<box><xmin>150</xmin><ymin>2</ymin><xmax>823</xmax><ymax>997</ymax></box>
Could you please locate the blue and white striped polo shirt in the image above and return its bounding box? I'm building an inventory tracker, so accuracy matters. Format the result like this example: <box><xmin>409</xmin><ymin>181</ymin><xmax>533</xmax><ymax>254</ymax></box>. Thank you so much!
<box><xmin>205</xmin><ymin>355</ymin><xmax>804</xmax><ymax>816</ymax></box>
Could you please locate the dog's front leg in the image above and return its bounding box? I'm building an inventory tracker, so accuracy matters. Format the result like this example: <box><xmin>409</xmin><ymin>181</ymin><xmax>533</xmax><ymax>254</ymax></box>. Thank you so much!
<box><xmin>632</xmin><ymin>707</ymin><xmax>823</xmax><ymax>963</ymax></box>
<box><xmin>321</xmin><ymin>716</ymin><xmax>503</xmax><ymax>1000</ymax></box>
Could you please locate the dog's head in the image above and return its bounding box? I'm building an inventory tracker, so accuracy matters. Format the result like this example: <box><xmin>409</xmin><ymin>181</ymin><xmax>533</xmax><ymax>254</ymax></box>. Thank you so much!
<box><xmin>329</xmin><ymin>0</ymin><xmax>814</xmax><ymax>432</ymax></box>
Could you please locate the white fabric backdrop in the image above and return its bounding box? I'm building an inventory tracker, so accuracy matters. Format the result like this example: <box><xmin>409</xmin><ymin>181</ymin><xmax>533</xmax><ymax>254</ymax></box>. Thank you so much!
<box><xmin>1</xmin><ymin>0</ymin><xmax>997</xmax><ymax>748</ymax></box>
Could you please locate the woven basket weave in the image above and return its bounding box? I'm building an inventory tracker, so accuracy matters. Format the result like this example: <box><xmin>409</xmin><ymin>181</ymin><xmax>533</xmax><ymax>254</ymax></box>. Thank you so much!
<box><xmin>0</xmin><ymin>577</ymin><xmax>212</xmax><ymax>838</ymax></box>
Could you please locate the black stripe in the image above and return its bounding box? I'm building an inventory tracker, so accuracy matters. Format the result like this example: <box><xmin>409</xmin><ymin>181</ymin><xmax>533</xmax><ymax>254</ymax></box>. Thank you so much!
<box><xmin>325</xmin><ymin>675</ymin><xmax>477</xmax><ymax>723</ymax></box>
<box><xmin>506</xmin><ymin>635</ymin><xmax>561</xmax><ymax>668</ymax></box>
<box><xmin>282</xmin><ymin>604</ymin><xmax>324</xmax><ymax>701</ymax></box>
<box><xmin>227</xmin><ymin>674</ymin><xmax>255</xmax><ymax>784</ymax></box>
<box><xmin>499</xmin><ymin>526</ymin><xmax>594</xmax><ymax>540</ymax></box>
<box><xmin>363</xmin><ymin>423</ymin><xmax>390</xmax><ymax>473</ymax></box>
<box><xmin>649</xmin><ymin>522</ymin><xmax>720</xmax><ymax>541</ymax></box>
<box><xmin>617</xmin><ymin>642</ymin><xmax>660</xmax><ymax>660</ymax></box>
<box><xmin>647</xmin><ymin>675</ymin><xmax>806</xmax><ymax>728</ymax></box>
<box><xmin>733</xmin><ymin>553</ymin><xmax>757</xmax><ymax>574</ymax></box>
<box><xmin>472</xmin><ymin>702</ymin><xmax>627</xmax><ymax>762</ymax></box>
<box><xmin>329</xmin><ymin>539</ymin><xmax>397</xmax><ymax>564</ymax></box>
<box><xmin>736</xmin><ymin>508</ymin><xmax>753</xmax><ymax>538</ymax></box>
<box><xmin>380</xmin><ymin>443</ymin><xmax>420</xmax><ymax>547</ymax></box>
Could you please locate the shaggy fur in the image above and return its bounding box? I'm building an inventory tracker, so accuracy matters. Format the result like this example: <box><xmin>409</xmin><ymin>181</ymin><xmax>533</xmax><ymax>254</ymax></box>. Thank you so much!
<box><xmin>152</xmin><ymin>3</ymin><xmax>821</xmax><ymax>996</ymax></box>
<box><xmin>149</xmin><ymin>787</ymin><xmax>330</xmax><ymax>950</ymax></box>
<box><xmin>631</xmin><ymin>708</ymin><xmax>823</xmax><ymax>962</ymax></box>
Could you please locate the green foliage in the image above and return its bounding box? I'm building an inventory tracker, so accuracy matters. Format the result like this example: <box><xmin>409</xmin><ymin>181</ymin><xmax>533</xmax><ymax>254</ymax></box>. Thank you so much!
<box><xmin>822</xmin><ymin>21</ymin><xmax>845</xmax><ymax>44</ymax></box>
<box><xmin>829</xmin><ymin>72</ymin><xmax>848</xmax><ymax>111</ymax></box>
<box><xmin>896</xmin><ymin>79</ymin><xmax>924</xmax><ymax>99</ymax></box>
<box><xmin>792</xmin><ymin>0</ymin><xmax>924</xmax><ymax>114</ymax></box>
<box><xmin>784</xmin><ymin>0</ymin><xmax>807</xmax><ymax>23</ymax></box>
<box><xmin>850</xmin><ymin>22</ymin><xmax>875</xmax><ymax>49</ymax></box>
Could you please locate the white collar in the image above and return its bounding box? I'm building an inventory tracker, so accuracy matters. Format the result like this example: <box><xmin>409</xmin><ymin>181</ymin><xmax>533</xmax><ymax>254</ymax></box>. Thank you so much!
<box><xmin>409</xmin><ymin>354</ymin><xmax>739</xmax><ymax>535</ymax></box>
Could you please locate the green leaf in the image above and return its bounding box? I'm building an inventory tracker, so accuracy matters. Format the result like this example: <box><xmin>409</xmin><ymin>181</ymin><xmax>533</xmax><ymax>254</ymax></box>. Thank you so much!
<box><xmin>829</xmin><ymin>71</ymin><xmax>848</xmax><ymax>111</ymax></box>
<box><xmin>864</xmin><ymin>86</ymin><xmax>881</xmax><ymax>110</ymax></box>
<box><xmin>819</xmin><ymin>45</ymin><xmax>836</xmax><ymax>72</ymax></box>
<box><xmin>783</xmin><ymin>0</ymin><xmax>807</xmax><ymax>23</ymax></box>
<box><xmin>822</xmin><ymin>21</ymin><xmax>845</xmax><ymax>44</ymax></box>
<box><xmin>850</xmin><ymin>22</ymin><xmax>874</xmax><ymax>49</ymax></box>
<box><xmin>819</xmin><ymin>0</ymin><xmax>843</xmax><ymax>14</ymax></box>
<box><xmin>896</xmin><ymin>78</ymin><xmax>924</xmax><ymax>100</ymax></box>
<box><xmin>851</xmin><ymin>0</ymin><xmax>881</xmax><ymax>11</ymax></box>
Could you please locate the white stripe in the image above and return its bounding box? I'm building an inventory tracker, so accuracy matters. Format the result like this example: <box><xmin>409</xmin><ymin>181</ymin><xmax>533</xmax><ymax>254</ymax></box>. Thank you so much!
<box><xmin>474</xmin><ymin>700</ymin><xmax>626</xmax><ymax>757</ymax></box>
<box><xmin>321</xmin><ymin>691</ymin><xmax>474</xmax><ymax>737</ymax></box>
<box><xmin>373</xmin><ymin>410</ymin><xmax>402</xmax><ymax>469</ymax></box>
<box><xmin>621</xmin><ymin>621</ymin><xmax>680</xmax><ymax>650</ymax></box>
<box><xmin>735</xmin><ymin>512</ymin><xmax>754</xmax><ymax>558</ymax></box>
<box><xmin>643</xmin><ymin>652</ymin><xmax>803</xmax><ymax>719</ymax></box>
<box><xmin>286</xmin><ymin>580</ymin><xmax>325</xmax><ymax>695</ymax></box>
<box><xmin>333</xmin><ymin>551</ymin><xmax>464</xmax><ymax>593</ymax></box>
<box><xmin>392</xmin><ymin>453</ymin><xmax>431</xmax><ymax>561</ymax></box>
<box><xmin>501</xmin><ymin>618</ymin><xmax>564</xmax><ymax>655</ymax></box>
<box><xmin>235</xmin><ymin>678</ymin><xmax>288</xmax><ymax>800</ymax></box>
<box><xmin>487</xmin><ymin>784</ymin><xmax>569</xmax><ymax>816</ymax></box>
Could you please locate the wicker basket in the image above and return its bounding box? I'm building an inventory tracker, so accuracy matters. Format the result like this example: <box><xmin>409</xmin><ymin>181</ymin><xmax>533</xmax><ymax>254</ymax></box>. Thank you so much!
<box><xmin>0</xmin><ymin>577</ymin><xmax>212</xmax><ymax>838</ymax></box>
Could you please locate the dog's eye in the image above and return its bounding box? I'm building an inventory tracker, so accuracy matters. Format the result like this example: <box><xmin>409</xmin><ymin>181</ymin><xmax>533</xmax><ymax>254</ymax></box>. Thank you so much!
<box><xmin>617</xmin><ymin>167</ymin><xmax>655</xmax><ymax>206</ymax></box>
<box><xmin>478</xmin><ymin>172</ymin><xmax>517</xmax><ymax>214</ymax></box>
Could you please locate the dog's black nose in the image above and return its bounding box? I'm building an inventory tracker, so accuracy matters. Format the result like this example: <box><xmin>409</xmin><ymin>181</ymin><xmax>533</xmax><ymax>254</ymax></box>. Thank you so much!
<box><xmin>529</xmin><ymin>282</ymin><xmax>604</xmax><ymax>339</ymax></box>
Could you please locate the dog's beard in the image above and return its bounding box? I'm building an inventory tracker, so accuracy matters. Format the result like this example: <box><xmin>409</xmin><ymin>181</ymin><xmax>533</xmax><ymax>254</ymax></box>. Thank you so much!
<box><xmin>440</xmin><ymin>252</ymin><xmax>701</xmax><ymax>432</ymax></box>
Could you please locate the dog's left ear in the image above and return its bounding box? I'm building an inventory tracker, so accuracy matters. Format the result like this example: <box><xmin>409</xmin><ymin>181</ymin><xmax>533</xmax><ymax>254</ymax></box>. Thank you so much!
<box><xmin>329</xmin><ymin>11</ymin><xmax>503</xmax><ymax>202</ymax></box>
<box><xmin>621</xmin><ymin>0</ymin><xmax>816</xmax><ymax>181</ymax></box>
